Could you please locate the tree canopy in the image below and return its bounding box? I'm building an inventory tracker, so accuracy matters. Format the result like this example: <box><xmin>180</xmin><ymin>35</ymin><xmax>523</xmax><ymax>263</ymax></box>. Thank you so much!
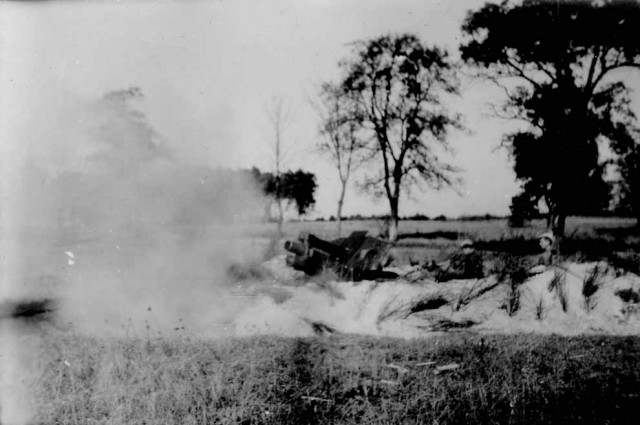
<box><xmin>611</xmin><ymin>126</ymin><xmax>640</xmax><ymax>222</ymax></box>
<box><xmin>336</xmin><ymin>33</ymin><xmax>462</xmax><ymax>240</ymax></box>
<box><xmin>461</xmin><ymin>0</ymin><xmax>640</xmax><ymax>237</ymax></box>
<box><xmin>252</xmin><ymin>168</ymin><xmax>317</xmax><ymax>217</ymax></box>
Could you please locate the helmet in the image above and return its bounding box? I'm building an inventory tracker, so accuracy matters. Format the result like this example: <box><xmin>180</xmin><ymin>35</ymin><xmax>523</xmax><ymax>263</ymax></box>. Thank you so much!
<box><xmin>539</xmin><ymin>232</ymin><xmax>555</xmax><ymax>244</ymax></box>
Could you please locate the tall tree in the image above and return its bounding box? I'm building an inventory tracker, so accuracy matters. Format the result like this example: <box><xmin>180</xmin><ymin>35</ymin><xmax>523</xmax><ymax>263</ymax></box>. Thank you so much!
<box><xmin>460</xmin><ymin>0</ymin><xmax>640</xmax><ymax>241</ymax></box>
<box><xmin>338</xmin><ymin>34</ymin><xmax>462</xmax><ymax>241</ymax></box>
<box><xmin>264</xmin><ymin>96</ymin><xmax>294</xmax><ymax>234</ymax></box>
<box><xmin>314</xmin><ymin>82</ymin><xmax>366</xmax><ymax>235</ymax></box>
<box><xmin>611</xmin><ymin>126</ymin><xmax>640</xmax><ymax>226</ymax></box>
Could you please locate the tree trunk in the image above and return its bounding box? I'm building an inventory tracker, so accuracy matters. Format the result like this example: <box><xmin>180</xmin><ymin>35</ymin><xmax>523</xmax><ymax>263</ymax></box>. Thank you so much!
<box><xmin>388</xmin><ymin>217</ymin><xmax>399</xmax><ymax>242</ymax></box>
<box><xmin>264</xmin><ymin>200</ymin><xmax>272</xmax><ymax>223</ymax></box>
<box><xmin>336</xmin><ymin>182</ymin><xmax>346</xmax><ymax>237</ymax></box>
<box><xmin>549</xmin><ymin>206</ymin><xmax>566</xmax><ymax>252</ymax></box>
<box><xmin>388</xmin><ymin>196</ymin><xmax>399</xmax><ymax>242</ymax></box>
<box><xmin>634</xmin><ymin>193</ymin><xmax>640</xmax><ymax>229</ymax></box>
<box><xmin>276</xmin><ymin>198</ymin><xmax>283</xmax><ymax>236</ymax></box>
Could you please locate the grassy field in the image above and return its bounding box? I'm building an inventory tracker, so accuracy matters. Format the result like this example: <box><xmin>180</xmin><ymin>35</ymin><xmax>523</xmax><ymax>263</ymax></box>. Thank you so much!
<box><xmin>251</xmin><ymin>217</ymin><xmax>640</xmax><ymax>268</ymax></box>
<box><xmin>32</xmin><ymin>328</ymin><xmax>640</xmax><ymax>425</ymax></box>
<box><xmin>8</xmin><ymin>216</ymin><xmax>640</xmax><ymax>424</ymax></box>
<box><xmin>253</xmin><ymin>217</ymin><xmax>638</xmax><ymax>241</ymax></box>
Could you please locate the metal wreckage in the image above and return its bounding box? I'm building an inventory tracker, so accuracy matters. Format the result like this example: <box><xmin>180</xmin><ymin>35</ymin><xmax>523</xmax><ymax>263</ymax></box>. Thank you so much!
<box><xmin>284</xmin><ymin>231</ymin><xmax>399</xmax><ymax>281</ymax></box>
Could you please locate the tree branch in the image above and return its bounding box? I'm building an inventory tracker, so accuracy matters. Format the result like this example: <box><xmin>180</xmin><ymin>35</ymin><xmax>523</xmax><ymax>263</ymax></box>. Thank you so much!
<box><xmin>504</xmin><ymin>56</ymin><xmax>542</xmax><ymax>89</ymax></box>
<box><xmin>585</xmin><ymin>46</ymin><xmax>601</xmax><ymax>94</ymax></box>
<box><xmin>533</xmin><ymin>60</ymin><xmax>556</xmax><ymax>83</ymax></box>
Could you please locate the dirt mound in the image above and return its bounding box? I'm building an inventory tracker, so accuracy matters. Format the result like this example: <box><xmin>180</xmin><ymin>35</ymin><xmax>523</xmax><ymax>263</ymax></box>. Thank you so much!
<box><xmin>230</xmin><ymin>256</ymin><xmax>640</xmax><ymax>338</ymax></box>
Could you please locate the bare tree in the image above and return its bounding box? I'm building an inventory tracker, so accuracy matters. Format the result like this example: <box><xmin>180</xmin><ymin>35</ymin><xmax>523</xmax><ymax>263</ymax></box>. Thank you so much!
<box><xmin>264</xmin><ymin>96</ymin><xmax>294</xmax><ymax>234</ymax></box>
<box><xmin>314</xmin><ymin>83</ymin><xmax>366</xmax><ymax>236</ymax></box>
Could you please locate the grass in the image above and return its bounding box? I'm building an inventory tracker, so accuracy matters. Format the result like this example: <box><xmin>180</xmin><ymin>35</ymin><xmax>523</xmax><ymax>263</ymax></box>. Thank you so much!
<box><xmin>454</xmin><ymin>277</ymin><xmax>500</xmax><ymax>311</ymax></box>
<box><xmin>309</xmin><ymin>267</ymin><xmax>345</xmax><ymax>300</ymax></box>
<box><xmin>31</xmin><ymin>329</ymin><xmax>640</xmax><ymax>425</ymax></box>
<box><xmin>224</xmin><ymin>218</ymin><xmax>640</xmax><ymax>281</ymax></box>
<box><xmin>492</xmin><ymin>254</ymin><xmax>529</xmax><ymax>317</ymax></box>
<box><xmin>272</xmin><ymin>217</ymin><xmax>637</xmax><ymax>243</ymax></box>
<box><xmin>534</xmin><ymin>294</ymin><xmax>547</xmax><ymax>321</ymax></box>
<box><xmin>17</xmin><ymin>216</ymin><xmax>640</xmax><ymax>424</ymax></box>
<box><xmin>582</xmin><ymin>265</ymin><xmax>603</xmax><ymax>312</ymax></box>
<box><xmin>406</xmin><ymin>295</ymin><xmax>449</xmax><ymax>316</ymax></box>
<box><xmin>548</xmin><ymin>269</ymin><xmax>569</xmax><ymax>312</ymax></box>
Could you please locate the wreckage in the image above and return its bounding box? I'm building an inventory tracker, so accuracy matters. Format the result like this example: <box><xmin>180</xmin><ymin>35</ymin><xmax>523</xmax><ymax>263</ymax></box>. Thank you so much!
<box><xmin>284</xmin><ymin>231</ymin><xmax>398</xmax><ymax>281</ymax></box>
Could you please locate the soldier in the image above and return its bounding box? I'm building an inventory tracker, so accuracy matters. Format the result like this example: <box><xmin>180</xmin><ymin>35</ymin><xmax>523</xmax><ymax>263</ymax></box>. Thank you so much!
<box><xmin>434</xmin><ymin>239</ymin><xmax>484</xmax><ymax>282</ymax></box>
<box><xmin>529</xmin><ymin>231</ymin><xmax>556</xmax><ymax>274</ymax></box>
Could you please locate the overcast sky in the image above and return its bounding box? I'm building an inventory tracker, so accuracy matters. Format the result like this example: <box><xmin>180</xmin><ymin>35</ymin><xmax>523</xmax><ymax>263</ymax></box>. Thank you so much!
<box><xmin>1</xmin><ymin>0</ymin><xmax>639</xmax><ymax>220</ymax></box>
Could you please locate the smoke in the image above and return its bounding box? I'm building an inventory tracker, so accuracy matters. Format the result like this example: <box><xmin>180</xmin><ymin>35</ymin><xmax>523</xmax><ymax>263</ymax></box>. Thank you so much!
<box><xmin>1</xmin><ymin>88</ymin><xmax>268</xmax><ymax>335</ymax></box>
<box><xmin>0</xmin><ymin>87</ymin><xmax>272</xmax><ymax>423</ymax></box>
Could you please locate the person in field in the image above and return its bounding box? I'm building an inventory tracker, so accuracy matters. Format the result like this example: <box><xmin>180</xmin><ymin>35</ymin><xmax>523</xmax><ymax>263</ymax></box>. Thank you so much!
<box><xmin>529</xmin><ymin>231</ymin><xmax>557</xmax><ymax>274</ymax></box>
<box><xmin>433</xmin><ymin>239</ymin><xmax>484</xmax><ymax>282</ymax></box>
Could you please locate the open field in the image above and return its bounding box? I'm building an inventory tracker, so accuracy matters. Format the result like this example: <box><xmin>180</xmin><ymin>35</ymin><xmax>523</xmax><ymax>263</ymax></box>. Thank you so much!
<box><xmin>245</xmin><ymin>217</ymin><xmax>639</xmax><ymax>242</ymax></box>
<box><xmin>259</xmin><ymin>217</ymin><xmax>640</xmax><ymax>268</ymax></box>
<box><xmin>4</xmin><ymin>216</ymin><xmax>640</xmax><ymax>424</ymax></box>
<box><xmin>30</xmin><ymin>329</ymin><xmax>640</xmax><ymax>425</ymax></box>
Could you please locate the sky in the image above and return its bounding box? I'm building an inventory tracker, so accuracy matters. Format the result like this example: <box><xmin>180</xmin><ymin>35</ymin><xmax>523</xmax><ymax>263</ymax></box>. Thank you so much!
<box><xmin>0</xmin><ymin>0</ymin><xmax>638</xmax><ymax>220</ymax></box>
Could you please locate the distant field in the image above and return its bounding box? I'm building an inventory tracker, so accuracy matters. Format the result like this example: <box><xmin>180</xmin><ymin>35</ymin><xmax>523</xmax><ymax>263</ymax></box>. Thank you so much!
<box><xmin>248</xmin><ymin>217</ymin><xmax>638</xmax><ymax>241</ymax></box>
<box><xmin>242</xmin><ymin>217</ymin><xmax>639</xmax><ymax>264</ymax></box>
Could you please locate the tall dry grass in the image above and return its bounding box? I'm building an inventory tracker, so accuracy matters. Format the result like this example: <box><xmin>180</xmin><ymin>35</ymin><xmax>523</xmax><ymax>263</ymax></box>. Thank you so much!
<box><xmin>30</xmin><ymin>327</ymin><xmax>640</xmax><ymax>425</ymax></box>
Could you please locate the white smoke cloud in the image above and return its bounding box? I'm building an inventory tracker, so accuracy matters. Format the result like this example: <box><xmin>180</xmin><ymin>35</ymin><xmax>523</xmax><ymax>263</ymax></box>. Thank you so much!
<box><xmin>1</xmin><ymin>88</ymin><xmax>267</xmax><ymax>333</ymax></box>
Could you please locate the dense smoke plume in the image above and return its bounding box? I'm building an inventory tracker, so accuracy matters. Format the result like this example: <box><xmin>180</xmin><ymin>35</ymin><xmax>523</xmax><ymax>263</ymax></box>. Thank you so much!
<box><xmin>1</xmin><ymin>88</ymin><xmax>267</xmax><ymax>335</ymax></box>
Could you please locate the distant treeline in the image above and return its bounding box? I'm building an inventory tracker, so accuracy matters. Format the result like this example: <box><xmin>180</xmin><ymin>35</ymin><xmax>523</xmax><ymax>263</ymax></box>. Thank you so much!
<box><xmin>309</xmin><ymin>212</ymin><xmax>638</xmax><ymax>223</ymax></box>
<box><xmin>312</xmin><ymin>213</ymin><xmax>509</xmax><ymax>222</ymax></box>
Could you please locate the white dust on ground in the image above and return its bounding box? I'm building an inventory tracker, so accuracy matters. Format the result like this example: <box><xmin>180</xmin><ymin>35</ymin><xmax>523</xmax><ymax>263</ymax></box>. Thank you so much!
<box><xmin>229</xmin><ymin>256</ymin><xmax>640</xmax><ymax>338</ymax></box>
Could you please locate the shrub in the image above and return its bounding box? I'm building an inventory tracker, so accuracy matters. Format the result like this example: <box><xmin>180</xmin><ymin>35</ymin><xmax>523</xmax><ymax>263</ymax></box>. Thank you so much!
<box><xmin>501</xmin><ymin>281</ymin><xmax>521</xmax><ymax>317</ymax></box>
<box><xmin>492</xmin><ymin>255</ymin><xmax>530</xmax><ymax>317</ymax></box>
<box><xmin>492</xmin><ymin>254</ymin><xmax>529</xmax><ymax>286</ymax></box>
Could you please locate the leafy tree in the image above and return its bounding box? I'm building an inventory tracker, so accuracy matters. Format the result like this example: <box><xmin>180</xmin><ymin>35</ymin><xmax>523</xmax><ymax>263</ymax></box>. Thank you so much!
<box><xmin>279</xmin><ymin>170</ymin><xmax>317</xmax><ymax>216</ymax></box>
<box><xmin>251</xmin><ymin>168</ymin><xmax>317</xmax><ymax>219</ymax></box>
<box><xmin>611</xmin><ymin>127</ymin><xmax>640</xmax><ymax>225</ymax></box>
<box><xmin>337</xmin><ymin>34</ymin><xmax>462</xmax><ymax>241</ymax></box>
<box><xmin>460</xmin><ymin>0</ymin><xmax>640</xmax><ymax>240</ymax></box>
<box><xmin>508</xmin><ymin>185</ymin><xmax>540</xmax><ymax>227</ymax></box>
<box><xmin>314</xmin><ymin>82</ymin><xmax>367</xmax><ymax>235</ymax></box>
